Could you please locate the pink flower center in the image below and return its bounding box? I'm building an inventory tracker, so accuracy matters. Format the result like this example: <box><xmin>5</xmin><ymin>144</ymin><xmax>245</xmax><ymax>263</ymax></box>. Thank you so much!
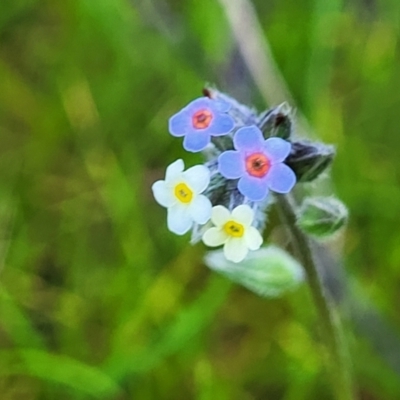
<box><xmin>192</xmin><ymin>109</ymin><xmax>213</xmax><ymax>129</ymax></box>
<box><xmin>245</xmin><ymin>153</ymin><xmax>270</xmax><ymax>178</ymax></box>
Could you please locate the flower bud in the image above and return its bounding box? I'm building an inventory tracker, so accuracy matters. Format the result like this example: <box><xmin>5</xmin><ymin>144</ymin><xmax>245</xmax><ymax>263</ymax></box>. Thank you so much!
<box><xmin>258</xmin><ymin>102</ymin><xmax>292</xmax><ymax>140</ymax></box>
<box><xmin>285</xmin><ymin>141</ymin><xmax>335</xmax><ymax>182</ymax></box>
<box><xmin>296</xmin><ymin>197</ymin><xmax>348</xmax><ymax>239</ymax></box>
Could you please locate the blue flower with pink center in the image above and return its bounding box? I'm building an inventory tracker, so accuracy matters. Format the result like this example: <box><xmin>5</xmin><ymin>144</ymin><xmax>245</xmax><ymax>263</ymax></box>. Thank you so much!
<box><xmin>218</xmin><ymin>125</ymin><xmax>296</xmax><ymax>201</ymax></box>
<box><xmin>169</xmin><ymin>97</ymin><xmax>235</xmax><ymax>152</ymax></box>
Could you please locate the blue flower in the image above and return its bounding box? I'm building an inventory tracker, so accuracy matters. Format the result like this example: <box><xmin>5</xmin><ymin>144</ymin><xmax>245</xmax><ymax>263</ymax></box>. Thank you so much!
<box><xmin>218</xmin><ymin>126</ymin><xmax>296</xmax><ymax>201</ymax></box>
<box><xmin>169</xmin><ymin>97</ymin><xmax>235</xmax><ymax>152</ymax></box>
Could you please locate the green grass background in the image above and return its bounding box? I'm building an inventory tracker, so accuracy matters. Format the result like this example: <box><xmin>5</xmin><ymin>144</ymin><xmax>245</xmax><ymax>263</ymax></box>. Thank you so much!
<box><xmin>1</xmin><ymin>0</ymin><xmax>400</xmax><ymax>399</ymax></box>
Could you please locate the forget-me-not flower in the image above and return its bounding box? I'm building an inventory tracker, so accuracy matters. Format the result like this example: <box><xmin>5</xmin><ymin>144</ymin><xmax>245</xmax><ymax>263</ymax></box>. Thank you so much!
<box><xmin>152</xmin><ymin>159</ymin><xmax>212</xmax><ymax>235</ymax></box>
<box><xmin>218</xmin><ymin>126</ymin><xmax>296</xmax><ymax>201</ymax></box>
<box><xmin>169</xmin><ymin>97</ymin><xmax>235</xmax><ymax>152</ymax></box>
<box><xmin>202</xmin><ymin>205</ymin><xmax>263</xmax><ymax>263</ymax></box>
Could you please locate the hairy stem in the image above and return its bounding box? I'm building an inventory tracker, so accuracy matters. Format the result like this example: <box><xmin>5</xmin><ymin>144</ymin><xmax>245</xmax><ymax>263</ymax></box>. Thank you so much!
<box><xmin>276</xmin><ymin>194</ymin><xmax>354</xmax><ymax>400</ymax></box>
<box><xmin>218</xmin><ymin>0</ymin><xmax>354</xmax><ymax>397</ymax></box>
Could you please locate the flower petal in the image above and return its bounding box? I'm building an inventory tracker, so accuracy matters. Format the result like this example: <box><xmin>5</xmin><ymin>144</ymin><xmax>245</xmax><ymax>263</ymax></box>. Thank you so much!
<box><xmin>183</xmin><ymin>131</ymin><xmax>210</xmax><ymax>152</ymax></box>
<box><xmin>266</xmin><ymin>163</ymin><xmax>296</xmax><ymax>193</ymax></box>
<box><xmin>169</xmin><ymin>110</ymin><xmax>189</xmax><ymax>137</ymax></box>
<box><xmin>213</xmin><ymin>99</ymin><xmax>230</xmax><ymax>113</ymax></box>
<box><xmin>167</xmin><ymin>204</ymin><xmax>192</xmax><ymax>235</ymax></box>
<box><xmin>182</xmin><ymin>165</ymin><xmax>210</xmax><ymax>194</ymax></box>
<box><xmin>211</xmin><ymin>205</ymin><xmax>230</xmax><ymax>227</ymax></box>
<box><xmin>202</xmin><ymin>227</ymin><xmax>228</xmax><ymax>247</ymax></box>
<box><xmin>231</xmin><ymin>204</ymin><xmax>254</xmax><ymax>226</ymax></box>
<box><xmin>238</xmin><ymin>175</ymin><xmax>269</xmax><ymax>201</ymax></box>
<box><xmin>208</xmin><ymin>114</ymin><xmax>235</xmax><ymax>136</ymax></box>
<box><xmin>188</xmin><ymin>195</ymin><xmax>212</xmax><ymax>224</ymax></box>
<box><xmin>244</xmin><ymin>226</ymin><xmax>263</xmax><ymax>250</ymax></box>
<box><xmin>224</xmin><ymin>238</ymin><xmax>249</xmax><ymax>263</ymax></box>
<box><xmin>263</xmin><ymin>137</ymin><xmax>291</xmax><ymax>163</ymax></box>
<box><xmin>165</xmin><ymin>159</ymin><xmax>184</xmax><ymax>182</ymax></box>
<box><xmin>185</xmin><ymin>97</ymin><xmax>212</xmax><ymax>114</ymax></box>
<box><xmin>186</xmin><ymin>97</ymin><xmax>230</xmax><ymax>114</ymax></box>
<box><xmin>218</xmin><ymin>150</ymin><xmax>244</xmax><ymax>179</ymax></box>
<box><xmin>152</xmin><ymin>180</ymin><xmax>175</xmax><ymax>207</ymax></box>
<box><xmin>233</xmin><ymin>126</ymin><xmax>264</xmax><ymax>151</ymax></box>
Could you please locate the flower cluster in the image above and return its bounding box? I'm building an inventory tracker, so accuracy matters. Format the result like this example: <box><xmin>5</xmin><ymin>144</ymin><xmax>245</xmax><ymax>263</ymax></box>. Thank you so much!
<box><xmin>152</xmin><ymin>89</ymin><xmax>333</xmax><ymax>262</ymax></box>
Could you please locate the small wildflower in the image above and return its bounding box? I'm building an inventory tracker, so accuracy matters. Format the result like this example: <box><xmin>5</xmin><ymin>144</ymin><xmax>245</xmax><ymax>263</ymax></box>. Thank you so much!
<box><xmin>202</xmin><ymin>205</ymin><xmax>263</xmax><ymax>263</ymax></box>
<box><xmin>218</xmin><ymin>125</ymin><xmax>296</xmax><ymax>201</ymax></box>
<box><xmin>152</xmin><ymin>159</ymin><xmax>212</xmax><ymax>235</ymax></box>
<box><xmin>169</xmin><ymin>97</ymin><xmax>235</xmax><ymax>152</ymax></box>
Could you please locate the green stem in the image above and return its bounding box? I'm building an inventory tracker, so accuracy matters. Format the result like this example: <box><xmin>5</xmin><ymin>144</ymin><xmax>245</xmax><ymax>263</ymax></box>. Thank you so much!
<box><xmin>276</xmin><ymin>194</ymin><xmax>354</xmax><ymax>400</ymax></box>
<box><xmin>217</xmin><ymin>1</ymin><xmax>354</xmax><ymax>396</ymax></box>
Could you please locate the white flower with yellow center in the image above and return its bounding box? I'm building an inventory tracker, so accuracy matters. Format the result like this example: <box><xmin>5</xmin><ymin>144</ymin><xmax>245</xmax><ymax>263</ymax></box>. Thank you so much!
<box><xmin>152</xmin><ymin>159</ymin><xmax>212</xmax><ymax>235</ymax></box>
<box><xmin>202</xmin><ymin>205</ymin><xmax>263</xmax><ymax>263</ymax></box>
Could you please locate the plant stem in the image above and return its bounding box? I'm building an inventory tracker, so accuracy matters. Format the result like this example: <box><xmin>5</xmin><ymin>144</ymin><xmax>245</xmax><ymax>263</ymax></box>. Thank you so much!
<box><xmin>217</xmin><ymin>0</ymin><xmax>354</xmax><ymax>396</ymax></box>
<box><xmin>276</xmin><ymin>194</ymin><xmax>354</xmax><ymax>400</ymax></box>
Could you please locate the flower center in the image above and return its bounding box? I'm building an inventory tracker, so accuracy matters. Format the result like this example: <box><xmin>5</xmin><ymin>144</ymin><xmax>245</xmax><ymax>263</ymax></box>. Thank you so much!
<box><xmin>174</xmin><ymin>182</ymin><xmax>193</xmax><ymax>204</ymax></box>
<box><xmin>223</xmin><ymin>220</ymin><xmax>244</xmax><ymax>238</ymax></box>
<box><xmin>192</xmin><ymin>109</ymin><xmax>213</xmax><ymax>129</ymax></box>
<box><xmin>245</xmin><ymin>153</ymin><xmax>270</xmax><ymax>178</ymax></box>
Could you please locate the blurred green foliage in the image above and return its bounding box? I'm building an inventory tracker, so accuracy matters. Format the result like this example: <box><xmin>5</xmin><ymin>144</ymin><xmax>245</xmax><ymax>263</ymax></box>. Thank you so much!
<box><xmin>1</xmin><ymin>0</ymin><xmax>400</xmax><ymax>399</ymax></box>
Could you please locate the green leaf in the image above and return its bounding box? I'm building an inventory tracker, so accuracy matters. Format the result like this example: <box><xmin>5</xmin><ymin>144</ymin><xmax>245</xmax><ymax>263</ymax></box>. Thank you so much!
<box><xmin>204</xmin><ymin>246</ymin><xmax>304</xmax><ymax>298</ymax></box>
<box><xmin>104</xmin><ymin>275</ymin><xmax>231</xmax><ymax>380</ymax></box>
<box><xmin>0</xmin><ymin>349</ymin><xmax>122</xmax><ymax>397</ymax></box>
<box><xmin>0</xmin><ymin>285</ymin><xmax>45</xmax><ymax>349</ymax></box>
<box><xmin>297</xmin><ymin>196</ymin><xmax>348</xmax><ymax>239</ymax></box>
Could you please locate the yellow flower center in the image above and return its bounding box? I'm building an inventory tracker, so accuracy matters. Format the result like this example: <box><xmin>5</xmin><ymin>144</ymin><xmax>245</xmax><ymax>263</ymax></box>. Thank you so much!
<box><xmin>223</xmin><ymin>220</ymin><xmax>244</xmax><ymax>238</ymax></box>
<box><xmin>174</xmin><ymin>182</ymin><xmax>193</xmax><ymax>203</ymax></box>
